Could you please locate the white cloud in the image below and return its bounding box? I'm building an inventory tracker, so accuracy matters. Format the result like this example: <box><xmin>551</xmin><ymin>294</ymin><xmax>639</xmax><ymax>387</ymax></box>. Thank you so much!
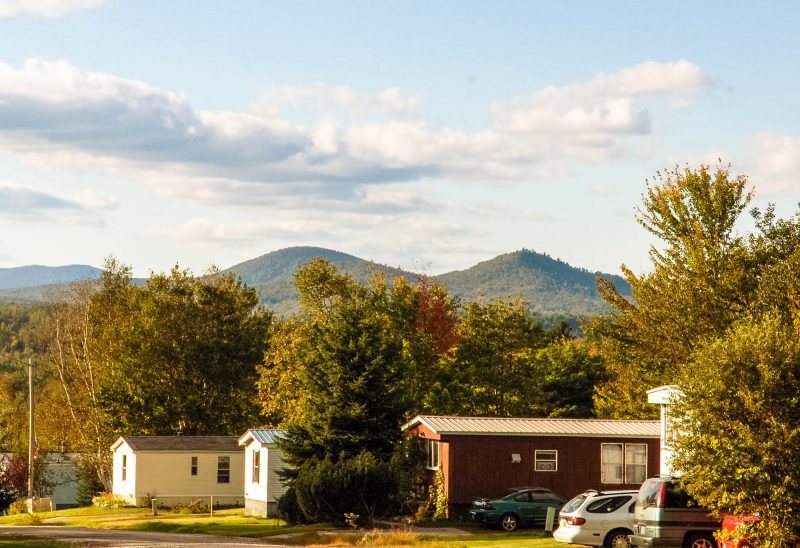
<box><xmin>0</xmin><ymin>0</ymin><xmax>103</xmax><ymax>17</ymax></box>
<box><xmin>492</xmin><ymin>60</ymin><xmax>710</xmax><ymax>135</ymax></box>
<box><xmin>749</xmin><ymin>132</ymin><xmax>800</xmax><ymax>193</ymax></box>
<box><xmin>0</xmin><ymin>57</ymin><xmax>713</xmax><ymax>207</ymax></box>
<box><xmin>0</xmin><ymin>180</ymin><xmax>115</xmax><ymax>224</ymax></box>
<box><xmin>252</xmin><ymin>82</ymin><xmax>418</xmax><ymax>117</ymax></box>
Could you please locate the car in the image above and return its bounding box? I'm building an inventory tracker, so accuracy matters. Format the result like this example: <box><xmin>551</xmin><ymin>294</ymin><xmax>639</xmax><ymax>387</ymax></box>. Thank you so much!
<box><xmin>469</xmin><ymin>486</ymin><xmax>566</xmax><ymax>531</ymax></box>
<box><xmin>553</xmin><ymin>489</ymin><xmax>638</xmax><ymax>548</ymax></box>
<box><xmin>628</xmin><ymin>477</ymin><xmax>720</xmax><ymax>548</ymax></box>
<box><xmin>718</xmin><ymin>515</ymin><xmax>760</xmax><ymax>548</ymax></box>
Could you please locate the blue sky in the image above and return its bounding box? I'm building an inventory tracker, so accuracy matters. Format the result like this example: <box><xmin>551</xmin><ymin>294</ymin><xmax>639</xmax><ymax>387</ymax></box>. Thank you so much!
<box><xmin>1</xmin><ymin>1</ymin><xmax>799</xmax><ymax>277</ymax></box>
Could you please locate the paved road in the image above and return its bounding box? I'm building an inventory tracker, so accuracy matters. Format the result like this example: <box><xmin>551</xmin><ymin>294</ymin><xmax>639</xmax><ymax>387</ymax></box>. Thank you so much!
<box><xmin>0</xmin><ymin>526</ymin><xmax>290</xmax><ymax>547</ymax></box>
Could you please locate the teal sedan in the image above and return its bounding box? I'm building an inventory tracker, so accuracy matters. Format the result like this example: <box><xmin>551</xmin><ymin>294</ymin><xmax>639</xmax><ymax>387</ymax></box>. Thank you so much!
<box><xmin>469</xmin><ymin>487</ymin><xmax>566</xmax><ymax>531</ymax></box>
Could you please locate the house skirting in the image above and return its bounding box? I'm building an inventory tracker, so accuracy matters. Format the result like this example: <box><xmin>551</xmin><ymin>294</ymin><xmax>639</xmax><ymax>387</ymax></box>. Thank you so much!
<box><xmin>245</xmin><ymin>497</ymin><xmax>278</xmax><ymax>517</ymax></box>
<box><xmin>129</xmin><ymin>495</ymin><xmax>243</xmax><ymax>508</ymax></box>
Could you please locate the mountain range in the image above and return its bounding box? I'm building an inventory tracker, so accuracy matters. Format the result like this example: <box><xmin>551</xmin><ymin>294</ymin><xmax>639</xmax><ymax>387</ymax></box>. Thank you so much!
<box><xmin>0</xmin><ymin>246</ymin><xmax>631</xmax><ymax>321</ymax></box>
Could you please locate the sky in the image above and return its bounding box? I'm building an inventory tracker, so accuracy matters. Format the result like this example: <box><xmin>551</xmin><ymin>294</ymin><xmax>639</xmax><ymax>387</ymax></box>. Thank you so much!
<box><xmin>1</xmin><ymin>1</ymin><xmax>799</xmax><ymax>277</ymax></box>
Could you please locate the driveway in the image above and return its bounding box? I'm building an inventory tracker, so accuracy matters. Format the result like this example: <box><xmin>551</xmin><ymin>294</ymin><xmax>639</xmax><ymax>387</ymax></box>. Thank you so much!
<box><xmin>0</xmin><ymin>526</ymin><xmax>290</xmax><ymax>547</ymax></box>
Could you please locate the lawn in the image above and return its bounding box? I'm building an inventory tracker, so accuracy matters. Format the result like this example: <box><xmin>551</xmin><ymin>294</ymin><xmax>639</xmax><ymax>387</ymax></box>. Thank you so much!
<box><xmin>0</xmin><ymin>507</ymin><xmax>562</xmax><ymax>547</ymax></box>
<box><xmin>0</xmin><ymin>538</ymin><xmax>78</xmax><ymax>548</ymax></box>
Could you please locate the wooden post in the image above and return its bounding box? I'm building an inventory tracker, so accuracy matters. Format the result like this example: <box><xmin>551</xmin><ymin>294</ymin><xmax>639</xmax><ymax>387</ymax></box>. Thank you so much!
<box><xmin>27</xmin><ymin>358</ymin><xmax>34</xmax><ymax>501</ymax></box>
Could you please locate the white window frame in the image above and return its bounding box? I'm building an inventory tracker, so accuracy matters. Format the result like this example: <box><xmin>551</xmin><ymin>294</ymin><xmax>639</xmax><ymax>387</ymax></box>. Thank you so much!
<box><xmin>252</xmin><ymin>449</ymin><xmax>261</xmax><ymax>484</ymax></box>
<box><xmin>191</xmin><ymin>456</ymin><xmax>198</xmax><ymax>476</ymax></box>
<box><xmin>534</xmin><ymin>450</ymin><xmax>558</xmax><ymax>472</ymax></box>
<box><xmin>624</xmin><ymin>443</ymin><xmax>648</xmax><ymax>484</ymax></box>
<box><xmin>217</xmin><ymin>456</ymin><xmax>230</xmax><ymax>484</ymax></box>
<box><xmin>425</xmin><ymin>439</ymin><xmax>440</xmax><ymax>470</ymax></box>
<box><xmin>601</xmin><ymin>443</ymin><xmax>648</xmax><ymax>484</ymax></box>
<box><xmin>121</xmin><ymin>454</ymin><xmax>127</xmax><ymax>481</ymax></box>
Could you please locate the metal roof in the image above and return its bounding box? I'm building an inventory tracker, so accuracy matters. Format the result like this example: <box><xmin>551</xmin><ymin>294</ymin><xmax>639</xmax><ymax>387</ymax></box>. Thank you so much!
<box><xmin>114</xmin><ymin>436</ymin><xmax>240</xmax><ymax>452</ymax></box>
<box><xmin>238</xmin><ymin>429</ymin><xmax>285</xmax><ymax>446</ymax></box>
<box><xmin>403</xmin><ymin>415</ymin><xmax>660</xmax><ymax>438</ymax></box>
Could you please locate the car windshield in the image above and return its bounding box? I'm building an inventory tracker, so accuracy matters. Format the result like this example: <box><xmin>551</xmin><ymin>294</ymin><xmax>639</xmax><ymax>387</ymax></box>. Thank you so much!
<box><xmin>561</xmin><ymin>494</ymin><xmax>588</xmax><ymax>513</ymax></box>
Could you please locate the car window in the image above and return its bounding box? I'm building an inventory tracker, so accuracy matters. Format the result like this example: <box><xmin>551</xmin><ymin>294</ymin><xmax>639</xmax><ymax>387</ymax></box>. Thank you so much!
<box><xmin>639</xmin><ymin>478</ymin><xmax>663</xmax><ymax>508</ymax></box>
<box><xmin>586</xmin><ymin>495</ymin><xmax>633</xmax><ymax>513</ymax></box>
<box><xmin>561</xmin><ymin>494</ymin><xmax>588</xmax><ymax>513</ymax></box>
<box><xmin>514</xmin><ymin>492</ymin><xmax>531</xmax><ymax>502</ymax></box>
<box><xmin>663</xmin><ymin>483</ymin><xmax>699</xmax><ymax>508</ymax></box>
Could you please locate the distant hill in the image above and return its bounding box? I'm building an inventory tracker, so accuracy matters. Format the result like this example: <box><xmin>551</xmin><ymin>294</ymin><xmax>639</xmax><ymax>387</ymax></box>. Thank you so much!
<box><xmin>223</xmin><ymin>246</ymin><xmax>415</xmax><ymax>316</ymax></box>
<box><xmin>0</xmin><ymin>247</ymin><xmax>631</xmax><ymax>321</ymax></box>
<box><xmin>0</xmin><ymin>265</ymin><xmax>101</xmax><ymax>290</ymax></box>
<box><xmin>435</xmin><ymin>249</ymin><xmax>630</xmax><ymax>317</ymax></box>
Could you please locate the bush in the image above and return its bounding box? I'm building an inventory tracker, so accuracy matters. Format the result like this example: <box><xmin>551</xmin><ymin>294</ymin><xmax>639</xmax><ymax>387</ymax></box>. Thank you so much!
<box><xmin>290</xmin><ymin>451</ymin><xmax>401</xmax><ymax>526</ymax></box>
<box><xmin>91</xmin><ymin>492</ymin><xmax>128</xmax><ymax>508</ymax></box>
<box><xmin>8</xmin><ymin>500</ymin><xmax>28</xmax><ymax>515</ymax></box>
<box><xmin>277</xmin><ymin>487</ymin><xmax>307</xmax><ymax>525</ymax></box>
<box><xmin>75</xmin><ymin>457</ymin><xmax>105</xmax><ymax>506</ymax></box>
<box><xmin>0</xmin><ymin>486</ymin><xmax>16</xmax><ymax>515</ymax></box>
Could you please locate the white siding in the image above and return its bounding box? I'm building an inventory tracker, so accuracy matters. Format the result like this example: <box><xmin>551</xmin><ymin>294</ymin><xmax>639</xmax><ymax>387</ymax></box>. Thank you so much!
<box><xmin>266</xmin><ymin>446</ymin><xmax>286</xmax><ymax>503</ymax></box>
<box><xmin>112</xmin><ymin>443</ymin><xmax>137</xmax><ymax>504</ymax></box>
<box><xmin>133</xmin><ymin>451</ymin><xmax>244</xmax><ymax>503</ymax></box>
<box><xmin>244</xmin><ymin>444</ymin><xmax>265</xmax><ymax>503</ymax></box>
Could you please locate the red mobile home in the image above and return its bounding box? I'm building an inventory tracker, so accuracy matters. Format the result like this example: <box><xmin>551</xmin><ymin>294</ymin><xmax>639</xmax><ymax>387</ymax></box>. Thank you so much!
<box><xmin>403</xmin><ymin>415</ymin><xmax>660</xmax><ymax>513</ymax></box>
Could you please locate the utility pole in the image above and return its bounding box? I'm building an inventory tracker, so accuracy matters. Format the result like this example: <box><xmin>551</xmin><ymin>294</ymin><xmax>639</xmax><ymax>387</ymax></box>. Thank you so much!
<box><xmin>28</xmin><ymin>358</ymin><xmax>34</xmax><ymax>500</ymax></box>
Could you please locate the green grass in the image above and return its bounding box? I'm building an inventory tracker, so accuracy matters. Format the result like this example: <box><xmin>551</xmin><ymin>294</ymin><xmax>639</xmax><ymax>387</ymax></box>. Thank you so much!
<box><xmin>0</xmin><ymin>507</ymin><xmax>562</xmax><ymax>547</ymax></box>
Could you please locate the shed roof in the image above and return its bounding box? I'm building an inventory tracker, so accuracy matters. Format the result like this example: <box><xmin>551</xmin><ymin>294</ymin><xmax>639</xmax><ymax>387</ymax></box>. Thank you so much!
<box><xmin>238</xmin><ymin>429</ymin><xmax>285</xmax><ymax>446</ymax></box>
<box><xmin>111</xmin><ymin>436</ymin><xmax>240</xmax><ymax>452</ymax></box>
<box><xmin>402</xmin><ymin>415</ymin><xmax>660</xmax><ymax>438</ymax></box>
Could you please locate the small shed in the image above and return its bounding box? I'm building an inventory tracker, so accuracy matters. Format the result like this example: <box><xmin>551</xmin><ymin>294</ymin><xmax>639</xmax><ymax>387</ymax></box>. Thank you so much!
<box><xmin>238</xmin><ymin>429</ymin><xmax>287</xmax><ymax>517</ymax></box>
<box><xmin>110</xmin><ymin>436</ymin><xmax>244</xmax><ymax>507</ymax></box>
<box><xmin>402</xmin><ymin>415</ymin><xmax>661</xmax><ymax>514</ymax></box>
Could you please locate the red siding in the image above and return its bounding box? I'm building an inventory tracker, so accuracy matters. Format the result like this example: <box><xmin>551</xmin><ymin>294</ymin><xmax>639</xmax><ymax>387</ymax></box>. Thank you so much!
<box><xmin>438</xmin><ymin>434</ymin><xmax>660</xmax><ymax>503</ymax></box>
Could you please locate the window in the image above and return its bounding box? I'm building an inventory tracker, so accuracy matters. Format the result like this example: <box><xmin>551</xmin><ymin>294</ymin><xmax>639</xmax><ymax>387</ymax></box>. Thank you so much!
<box><xmin>252</xmin><ymin>450</ymin><xmax>260</xmax><ymax>483</ymax></box>
<box><xmin>426</xmin><ymin>439</ymin><xmax>440</xmax><ymax>469</ymax></box>
<box><xmin>191</xmin><ymin>456</ymin><xmax>197</xmax><ymax>476</ymax></box>
<box><xmin>586</xmin><ymin>495</ymin><xmax>633</xmax><ymax>513</ymax></box>
<box><xmin>121</xmin><ymin>455</ymin><xmax>127</xmax><ymax>481</ymax></box>
<box><xmin>601</xmin><ymin>443</ymin><xmax>648</xmax><ymax>484</ymax></box>
<box><xmin>534</xmin><ymin>450</ymin><xmax>557</xmax><ymax>471</ymax></box>
<box><xmin>625</xmin><ymin>444</ymin><xmax>647</xmax><ymax>484</ymax></box>
<box><xmin>217</xmin><ymin>456</ymin><xmax>230</xmax><ymax>483</ymax></box>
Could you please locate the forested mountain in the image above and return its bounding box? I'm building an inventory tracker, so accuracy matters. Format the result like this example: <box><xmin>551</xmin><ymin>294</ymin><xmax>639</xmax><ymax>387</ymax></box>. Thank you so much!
<box><xmin>0</xmin><ymin>265</ymin><xmax>101</xmax><ymax>290</ymax></box>
<box><xmin>436</xmin><ymin>250</ymin><xmax>631</xmax><ymax>316</ymax></box>
<box><xmin>0</xmin><ymin>247</ymin><xmax>631</xmax><ymax>319</ymax></box>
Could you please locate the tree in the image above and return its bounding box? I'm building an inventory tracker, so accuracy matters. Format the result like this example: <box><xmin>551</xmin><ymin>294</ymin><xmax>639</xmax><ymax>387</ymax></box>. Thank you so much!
<box><xmin>527</xmin><ymin>338</ymin><xmax>604</xmax><ymax>418</ymax></box>
<box><xmin>671</xmin><ymin>315</ymin><xmax>800</xmax><ymax>547</ymax></box>
<box><xmin>276</xmin><ymin>259</ymin><xmax>408</xmax><ymax>524</ymax></box>
<box><xmin>98</xmin><ymin>265</ymin><xmax>271</xmax><ymax>436</ymax></box>
<box><xmin>438</xmin><ymin>298</ymin><xmax>547</xmax><ymax>416</ymax></box>
<box><xmin>587</xmin><ymin>164</ymin><xmax>755</xmax><ymax>418</ymax></box>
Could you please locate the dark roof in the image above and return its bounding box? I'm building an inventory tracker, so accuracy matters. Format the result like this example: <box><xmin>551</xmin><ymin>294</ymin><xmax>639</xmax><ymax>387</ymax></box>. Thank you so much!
<box><xmin>119</xmin><ymin>436</ymin><xmax>240</xmax><ymax>452</ymax></box>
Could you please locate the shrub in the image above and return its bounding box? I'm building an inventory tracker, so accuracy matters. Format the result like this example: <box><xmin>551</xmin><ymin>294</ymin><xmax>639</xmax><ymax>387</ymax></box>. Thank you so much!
<box><xmin>277</xmin><ymin>486</ymin><xmax>308</xmax><ymax>525</ymax></box>
<box><xmin>75</xmin><ymin>457</ymin><xmax>105</xmax><ymax>506</ymax></box>
<box><xmin>91</xmin><ymin>492</ymin><xmax>128</xmax><ymax>508</ymax></box>
<box><xmin>290</xmin><ymin>451</ymin><xmax>401</xmax><ymax>525</ymax></box>
<box><xmin>0</xmin><ymin>486</ymin><xmax>16</xmax><ymax>515</ymax></box>
<box><xmin>8</xmin><ymin>500</ymin><xmax>28</xmax><ymax>515</ymax></box>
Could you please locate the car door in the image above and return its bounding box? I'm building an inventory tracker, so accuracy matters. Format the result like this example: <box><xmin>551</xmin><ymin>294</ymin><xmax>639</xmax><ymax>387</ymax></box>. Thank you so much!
<box><xmin>512</xmin><ymin>490</ymin><xmax>536</xmax><ymax>525</ymax></box>
<box><xmin>531</xmin><ymin>492</ymin><xmax>563</xmax><ymax>526</ymax></box>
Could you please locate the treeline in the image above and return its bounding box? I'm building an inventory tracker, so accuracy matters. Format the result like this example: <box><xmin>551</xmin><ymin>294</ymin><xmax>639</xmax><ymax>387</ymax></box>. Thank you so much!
<box><xmin>0</xmin><ymin>251</ymin><xmax>602</xmax><ymax>511</ymax></box>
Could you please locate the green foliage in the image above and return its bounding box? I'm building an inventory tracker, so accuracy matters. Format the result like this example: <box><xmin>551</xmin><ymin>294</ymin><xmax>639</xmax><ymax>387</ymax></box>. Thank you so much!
<box><xmin>588</xmin><ymin>164</ymin><xmax>755</xmax><ymax>418</ymax></box>
<box><xmin>673</xmin><ymin>315</ymin><xmax>800</xmax><ymax>547</ymax></box>
<box><xmin>8</xmin><ymin>500</ymin><xmax>29</xmax><ymax>515</ymax></box>
<box><xmin>290</xmin><ymin>451</ymin><xmax>400</xmax><ymax>525</ymax></box>
<box><xmin>98</xmin><ymin>265</ymin><xmax>272</xmax><ymax>436</ymax></box>
<box><xmin>75</xmin><ymin>457</ymin><xmax>105</xmax><ymax>507</ymax></box>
